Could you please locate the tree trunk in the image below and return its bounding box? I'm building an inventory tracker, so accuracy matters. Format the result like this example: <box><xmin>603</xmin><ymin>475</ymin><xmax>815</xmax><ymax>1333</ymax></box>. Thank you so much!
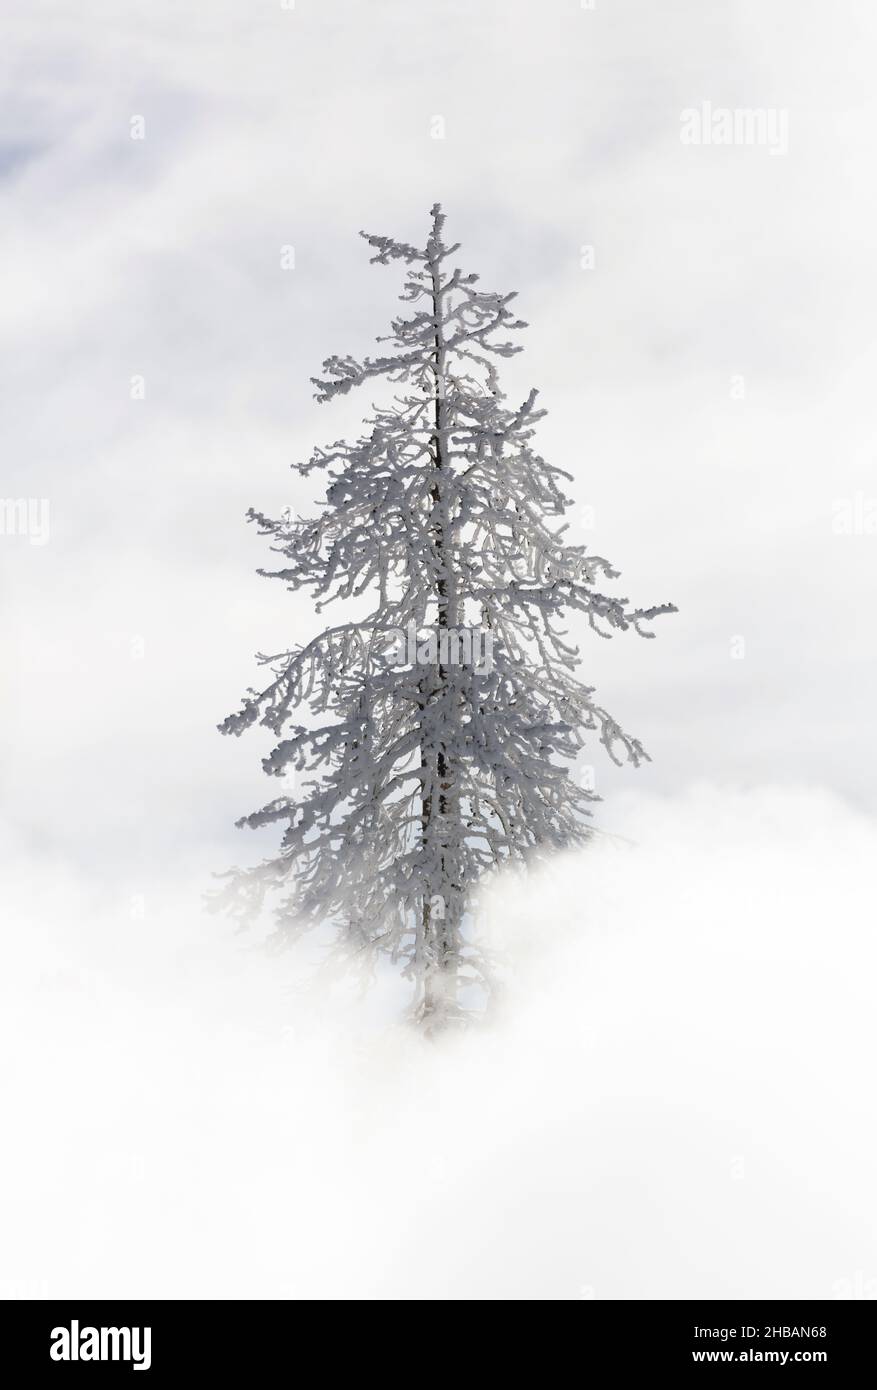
<box><xmin>419</xmin><ymin>224</ymin><xmax>459</xmax><ymax>1026</ymax></box>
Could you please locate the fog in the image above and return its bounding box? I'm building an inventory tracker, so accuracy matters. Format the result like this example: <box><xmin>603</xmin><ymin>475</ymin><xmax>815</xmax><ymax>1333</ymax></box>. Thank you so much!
<box><xmin>3</xmin><ymin>784</ymin><xmax>873</xmax><ymax>1300</ymax></box>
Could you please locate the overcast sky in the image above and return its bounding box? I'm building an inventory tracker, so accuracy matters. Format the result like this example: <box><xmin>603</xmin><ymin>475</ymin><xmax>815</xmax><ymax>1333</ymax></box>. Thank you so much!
<box><xmin>3</xmin><ymin>0</ymin><xmax>876</xmax><ymax>875</ymax></box>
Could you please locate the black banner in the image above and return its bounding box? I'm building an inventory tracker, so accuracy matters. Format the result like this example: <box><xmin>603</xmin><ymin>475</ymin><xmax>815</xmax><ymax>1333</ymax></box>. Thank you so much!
<box><xmin>1</xmin><ymin>1300</ymin><xmax>873</xmax><ymax>1376</ymax></box>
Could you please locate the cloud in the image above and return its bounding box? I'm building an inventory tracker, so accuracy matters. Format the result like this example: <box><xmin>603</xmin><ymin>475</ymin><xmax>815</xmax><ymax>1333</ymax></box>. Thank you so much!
<box><xmin>3</xmin><ymin>0</ymin><xmax>877</xmax><ymax>882</ymax></box>
<box><xmin>2</xmin><ymin>784</ymin><xmax>874</xmax><ymax>1298</ymax></box>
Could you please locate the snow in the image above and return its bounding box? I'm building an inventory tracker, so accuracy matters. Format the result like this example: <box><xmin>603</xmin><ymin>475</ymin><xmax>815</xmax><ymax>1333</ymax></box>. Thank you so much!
<box><xmin>219</xmin><ymin>205</ymin><xmax>675</xmax><ymax>1022</ymax></box>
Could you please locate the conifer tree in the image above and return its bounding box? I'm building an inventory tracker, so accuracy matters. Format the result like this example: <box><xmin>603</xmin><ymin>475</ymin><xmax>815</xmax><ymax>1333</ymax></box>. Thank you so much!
<box><xmin>218</xmin><ymin>205</ymin><xmax>675</xmax><ymax>1027</ymax></box>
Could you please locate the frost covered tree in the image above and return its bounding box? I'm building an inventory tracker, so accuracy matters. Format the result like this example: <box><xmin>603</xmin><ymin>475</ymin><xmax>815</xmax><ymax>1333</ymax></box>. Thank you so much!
<box><xmin>218</xmin><ymin>205</ymin><xmax>675</xmax><ymax>1028</ymax></box>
